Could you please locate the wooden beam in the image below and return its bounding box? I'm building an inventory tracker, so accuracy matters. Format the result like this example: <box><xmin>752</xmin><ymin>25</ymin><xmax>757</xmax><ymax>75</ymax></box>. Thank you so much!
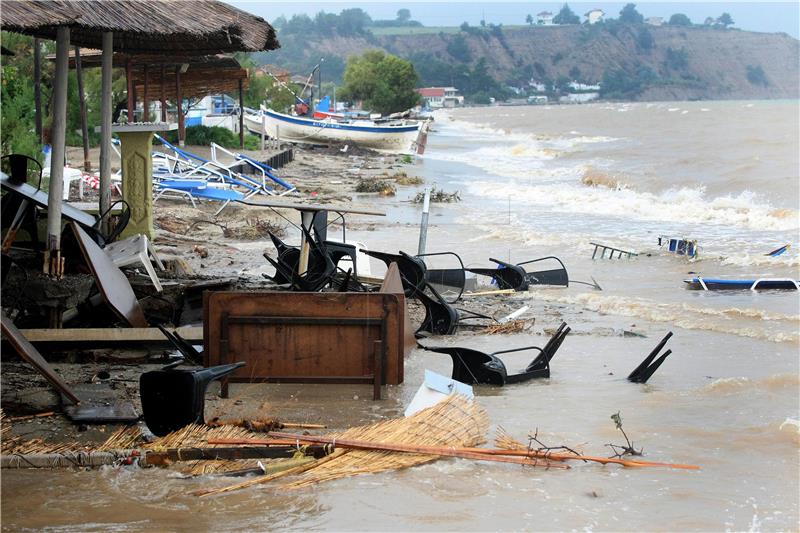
<box><xmin>160</xmin><ymin>64</ymin><xmax>167</xmax><ymax>122</ymax></box>
<box><xmin>34</xmin><ymin>38</ymin><xmax>42</xmax><ymax>143</ymax></box>
<box><xmin>17</xmin><ymin>326</ymin><xmax>203</xmax><ymax>343</ymax></box>
<box><xmin>142</xmin><ymin>64</ymin><xmax>149</xmax><ymax>122</ymax></box>
<box><xmin>2</xmin><ymin>314</ymin><xmax>81</xmax><ymax>405</ymax></box>
<box><xmin>239</xmin><ymin>78</ymin><xmax>245</xmax><ymax>149</ymax></box>
<box><xmin>99</xmin><ymin>31</ymin><xmax>113</xmax><ymax>235</ymax></box>
<box><xmin>75</xmin><ymin>46</ymin><xmax>91</xmax><ymax>172</ymax></box>
<box><xmin>175</xmin><ymin>66</ymin><xmax>184</xmax><ymax>146</ymax></box>
<box><xmin>125</xmin><ymin>57</ymin><xmax>134</xmax><ymax>123</ymax></box>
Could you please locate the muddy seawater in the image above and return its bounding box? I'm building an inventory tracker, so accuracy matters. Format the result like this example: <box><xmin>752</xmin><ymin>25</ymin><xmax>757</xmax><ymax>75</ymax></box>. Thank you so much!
<box><xmin>2</xmin><ymin>101</ymin><xmax>799</xmax><ymax>531</ymax></box>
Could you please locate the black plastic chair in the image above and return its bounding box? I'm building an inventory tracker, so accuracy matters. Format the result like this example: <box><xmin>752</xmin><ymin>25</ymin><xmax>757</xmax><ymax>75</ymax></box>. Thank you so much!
<box><xmin>468</xmin><ymin>256</ymin><xmax>572</xmax><ymax>290</ymax></box>
<box><xmin>263</xmin><ymin>226</ymin><xmax>337</xmax><ymax>291</ymax></box>
<box><xmin>628</xmin><ymin>332</ymin><xmax>673</xmax><ymax>383</ymax></box>
<box><xmin>139</xmin><ymin>360</ymin><xmax>245</xmax><ymax>436</ymax></box>
<box><xmin>418</xmin><ymin>251</ymin><xmax>466</xmax><ymax>304</ymax></box>
<box><xmin>1</xmin><ymin>155</ymin><xmax>44</xmax><ymax>251</ymax></box>
<box><xmin>422</xmin><ymin>322</ymin><xmax>571</xmax><ymax>386</ymax></box>
<box><xmin>365</xmin><ymin>250</ymin><xmax>492</xmax><ymax>336</ymax></box>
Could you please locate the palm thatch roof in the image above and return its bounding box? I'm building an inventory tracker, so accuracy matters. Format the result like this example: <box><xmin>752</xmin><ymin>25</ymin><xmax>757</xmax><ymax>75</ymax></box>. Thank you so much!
<box><xmin>1</xmin><ymin>0</ymin><xmax>279</xmax><ymax>54</ymax></box>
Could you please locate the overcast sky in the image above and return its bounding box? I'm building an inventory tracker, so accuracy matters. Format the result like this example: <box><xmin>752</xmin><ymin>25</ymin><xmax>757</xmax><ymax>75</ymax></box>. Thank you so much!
<box><xmin>230</xmin><ymin>1</ymin><xmax>799</xmax><ymax>38</ymax></box>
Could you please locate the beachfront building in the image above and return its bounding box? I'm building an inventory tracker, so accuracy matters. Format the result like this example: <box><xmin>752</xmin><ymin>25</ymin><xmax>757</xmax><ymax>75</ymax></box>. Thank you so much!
<box><xmin>646</xmin><ymin>16</ymin><xmax>664</xmax><ymax>26</ymax></box>
<box><xmin>584</xmin><ymin>9</ymin><xmax>605</xmax><ymax>24</ymax></box>
<box><xmin>536</xmin><ymin>11</ymin><xmax>554</xmax><ymax>25</ymax></box>
<box><xmin>417</xmin><ymin>87</ymin><xmax>464</xmax><ymax>108</ymax></box>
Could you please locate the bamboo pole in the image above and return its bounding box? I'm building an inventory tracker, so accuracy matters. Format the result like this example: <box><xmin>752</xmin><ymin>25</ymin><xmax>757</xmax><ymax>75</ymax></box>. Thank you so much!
<box><xmin>462</xmin><ymin>289</ymin><xmax>516</xmax><ymax>297</ymax></box>
<box><xmin>192</xmin><ymin>451</ymin><xmax>344</xmax><ymax>498</ymax></box>
<box><xmin>99</xmin><ymin>31</ymin><xmax>113</xmax><ymax>235</ymax></box>
<box><xmin>44</xmin><ymin>26</ymin><xmax>70</xmax><ymax>277</ymax></box>
<box><xmin>209</xmin><ymin>435</ymin><xmax>569</xmax><ymax>469</ymax></box>
<box><xmin>75</xmin><ymin>47</ymin><xmax>91</xmax><ymax>172</ymax></box>
<box><xmin>213</xmin><ymin>433</ymin><xmax>700</xmax><ymax>470</ymax></box>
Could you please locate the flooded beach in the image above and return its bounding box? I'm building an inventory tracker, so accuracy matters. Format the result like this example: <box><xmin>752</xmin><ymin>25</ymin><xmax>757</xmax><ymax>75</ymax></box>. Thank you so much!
<box><xmin>2</xmin><ymin>100</ymin><xmax>799</xmax><ymax>531</ymax></box>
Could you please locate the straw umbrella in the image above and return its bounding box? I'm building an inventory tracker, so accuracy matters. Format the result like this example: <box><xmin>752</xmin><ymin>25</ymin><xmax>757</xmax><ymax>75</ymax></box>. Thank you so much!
<box><xmin>1</xmin><ymin>0</ymin><xmax>278</xmax><ymax>274</ymax></box>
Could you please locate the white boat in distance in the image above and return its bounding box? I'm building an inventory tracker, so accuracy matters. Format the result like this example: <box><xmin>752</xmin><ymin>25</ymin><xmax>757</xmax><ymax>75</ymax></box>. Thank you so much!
<box><xmin>244</xmin><ymin>107</ymin><xmax>427</xmax><ymax>154</ymax></box>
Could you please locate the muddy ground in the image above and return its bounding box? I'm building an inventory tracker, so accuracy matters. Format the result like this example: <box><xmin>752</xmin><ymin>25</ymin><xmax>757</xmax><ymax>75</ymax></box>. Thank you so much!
<box><xmin>1</xmin><ymin>142</ymin><xmax>528</xmax><ymax>447</ymax></box>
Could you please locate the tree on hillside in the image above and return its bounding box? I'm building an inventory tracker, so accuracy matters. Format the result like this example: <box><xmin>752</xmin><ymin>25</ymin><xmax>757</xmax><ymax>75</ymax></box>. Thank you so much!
<box><xmin>619</xmin><ymin>3</ymin><xmax>644</xmax><ymax>24</ymax></box>
<box><xmin>397</xmin><ymin>9</ymin><xmax>411</xmax><ymax>23</ymax></box>
<box><xmin>340</xmin><ymin>50</ymin><xmax>420</xmax><ymax>114</ymax></box>
<box><xmin>526</xmin><ymin>14</ymin><xmax>533</xmax><ymax>25</ymax></box>
<box><xmin>717</xmin><ymin>13</ymin><xmax>734</xmax><ymax>28</ymax></box>
<box><xmin>554</xmin><ymin>4</ymin><xmax>580</xmax><ymax>25</ymax></box>
<box><xmin>446</xmin><ymin>34</ymin><xmax>472</xmax><ymax>63</ymax></box>
<box><xmin>668</xmin><ymin>13</ymin><xmax>692</xmax><ymax>26</ymax></box>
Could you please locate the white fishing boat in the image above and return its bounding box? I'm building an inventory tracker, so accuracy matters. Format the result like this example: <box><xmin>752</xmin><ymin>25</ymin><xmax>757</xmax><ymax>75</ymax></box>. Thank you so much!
<box><xmin>244</xmin><ymin>107</ymin><xmax>427</xmax><ymax>154</ymax></box>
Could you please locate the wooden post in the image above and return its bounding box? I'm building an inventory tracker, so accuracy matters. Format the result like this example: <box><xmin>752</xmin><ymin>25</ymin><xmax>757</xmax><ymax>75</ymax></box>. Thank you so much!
<box><xmin>238</xmin><ymin>78</ymin><xmax>245</xmax><ymax>149</ymax></box>
<box><xmin>126</xmin><ymin>58</ymin><xmax>134</xmax><ymax>123</ymax></box>
<box><xmin>44</xmin><ymin>26</ymin><xmax>70</xmax><ymax>277</ymax></box>
<box><xmin>175</xmin><ymin>67</ymin><xmax>184</xmax><ymax>146</ymax></box>
<box><xmin>99</xmin><ymin>31</ymin><xmax>113</xmax><ymax>234</ymax></box>
<box><xmin>34</xmin><ymin>38</ymin><xmax>42</xmax><ymax>144</ymax></box>
<box><xmin>142</xmin><ymin>64</ymin><xmax>149</xmax><ymax>123</ymax></box>
<box><xmin>160</xmin><ymin>65</ymin><xmax>166</xmax><ymax>122</ymax></box>
<box><xmin>75</xmin><ymin>47</ymin><xmax>91</xmax><ymax>172</ymax></box>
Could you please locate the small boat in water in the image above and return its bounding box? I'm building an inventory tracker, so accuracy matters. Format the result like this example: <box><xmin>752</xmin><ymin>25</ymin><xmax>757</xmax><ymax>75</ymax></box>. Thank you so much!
<box><xmin>244</xmin><ymin>107</ymin><xmax>427</xmax><ymax>155</ymax></box>
<box><xmin>684</xmin><ymin>277</ymin><xmax>799</xmax><ymax>291</ymax></box>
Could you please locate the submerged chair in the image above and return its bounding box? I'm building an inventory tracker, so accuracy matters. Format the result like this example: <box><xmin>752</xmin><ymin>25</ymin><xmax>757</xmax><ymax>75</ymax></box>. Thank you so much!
<box><xmin>421</xmin><ymin>322</ymin><xmax>571</xmax><ymax>385</ymax></box>
<box><xmin>628</xmin><ymin>332</ymin><xmax>673</xmax><ymax>383</ymax></box>
<box><xmin>140</xmin><ymin>359</ymin><xmax>245</xmax><ymax>436</ymax></box>
<box><xmin>468</xmin><ymin>256</ymin><xmax>600</xmax><ymax>291</ymax></box>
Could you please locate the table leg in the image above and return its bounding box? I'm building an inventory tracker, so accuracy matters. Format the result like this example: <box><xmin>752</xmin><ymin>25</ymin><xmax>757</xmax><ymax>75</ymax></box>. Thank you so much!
<box><xmin>298</xmin><ymin>211</ymin><xmax>314</xmax><ymax>275</ymax></box>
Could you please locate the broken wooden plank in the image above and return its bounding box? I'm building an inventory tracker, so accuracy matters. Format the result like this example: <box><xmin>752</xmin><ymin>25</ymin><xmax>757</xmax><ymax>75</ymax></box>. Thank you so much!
<box><xmin>17</xmin><ymin>326</ymin><xmax>203</xmax><ymax>343</ymax></box>
<box><xmin>1</xmin><ymin>314</ymin><xmax>81</xmax><ymax>404</ymax></box>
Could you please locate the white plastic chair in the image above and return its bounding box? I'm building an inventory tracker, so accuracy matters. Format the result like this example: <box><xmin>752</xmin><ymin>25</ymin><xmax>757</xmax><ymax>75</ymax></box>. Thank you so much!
<box><xmin>104</xmin><ymin>234</ymin><xmax>165</xmax><ymax>292</ymax></box>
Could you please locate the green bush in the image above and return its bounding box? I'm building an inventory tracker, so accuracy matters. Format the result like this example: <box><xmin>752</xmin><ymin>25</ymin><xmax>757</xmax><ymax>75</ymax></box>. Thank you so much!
<box><xmin>161</xmin><ymin>125</ymin><xmax>248</xmax><ymax>148</ymax></box>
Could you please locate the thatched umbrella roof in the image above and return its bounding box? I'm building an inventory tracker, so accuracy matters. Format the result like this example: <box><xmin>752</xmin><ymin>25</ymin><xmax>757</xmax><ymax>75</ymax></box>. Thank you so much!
<box><xmin>1</xmin><ymin>0</ymin><xmax>279</xmax><ymax>54</ymax></box>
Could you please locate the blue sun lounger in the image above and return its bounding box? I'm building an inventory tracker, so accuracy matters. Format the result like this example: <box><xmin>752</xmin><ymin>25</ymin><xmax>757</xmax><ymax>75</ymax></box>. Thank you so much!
<box><xmin>154</xmin><ymin>179</ymin><xmax>244</xmax><ymax>215</ymax></box>
<box><xmin>684</xmin><ymin>277</ymin><xmax>799</xmax><ymax>291</ymax></box>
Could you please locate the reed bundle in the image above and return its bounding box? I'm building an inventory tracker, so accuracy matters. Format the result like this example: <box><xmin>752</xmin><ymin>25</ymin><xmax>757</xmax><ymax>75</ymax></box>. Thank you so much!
<box><xmin>283</xmin><ymin>394</ymin><xmax>488</xmax><ymax>489</ymax></box>
<box><xmin>484</xmin><ymin>320</ymin><xmax>528</xmax><ymax>335</ymax></box>
<box><xmin>195</xmin><ymin>394</ymin><xmax>489</xmax><ymax>496</ymax></box>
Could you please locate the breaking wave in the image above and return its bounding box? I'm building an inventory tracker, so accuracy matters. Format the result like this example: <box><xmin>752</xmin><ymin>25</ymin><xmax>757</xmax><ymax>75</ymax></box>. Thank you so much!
<box><xmin>581</xmin><ymin>166</ymin><xmax>629</xmax><ymax>190</ymax></box>
<box><xmin>701</xmin><ymin>374</ymin><xmax>800</xmax><ymax>394</ymax></box>
<box><xmin>528</xmin><ymin>292</ymin><xmax>800</xmax><ymax>343</ymax></box>
<box><xmin>465</xmin><ymin>180</ymin><xmax>799</xmax><ymax>232</ymax></box>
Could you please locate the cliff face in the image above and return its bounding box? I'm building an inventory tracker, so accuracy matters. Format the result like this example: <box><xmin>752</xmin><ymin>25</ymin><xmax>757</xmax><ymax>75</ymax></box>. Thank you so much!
<box><xmin>274</xmin><ymin>25</ymin><xmax>800</xmax><ymax>101</ymax></box>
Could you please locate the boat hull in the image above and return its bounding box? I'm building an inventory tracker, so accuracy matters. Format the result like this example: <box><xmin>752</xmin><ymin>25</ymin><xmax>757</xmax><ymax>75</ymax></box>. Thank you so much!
<box><xmin>244</xmin><ymin>109</ymin><xmax>423</xmax><ymax>154</ymax></box>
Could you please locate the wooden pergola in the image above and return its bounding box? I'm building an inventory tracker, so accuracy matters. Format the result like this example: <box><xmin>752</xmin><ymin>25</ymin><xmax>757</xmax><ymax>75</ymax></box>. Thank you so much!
<box><xmin>1</xmin><ymin>0</ymin><xmax>278</xmax><ymax>276</ymax></box>
<box><xmin>54</xmin><ymin>49</ymin><xmax>250</xmax><ymax>143</ymax></box>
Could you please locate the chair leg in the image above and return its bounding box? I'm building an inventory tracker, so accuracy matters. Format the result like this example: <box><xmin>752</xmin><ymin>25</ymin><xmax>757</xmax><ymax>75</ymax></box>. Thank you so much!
<box><xmin>139</xmin><ymin>249</ymin><xmax>163</xmax><ymax>292</ymax></box>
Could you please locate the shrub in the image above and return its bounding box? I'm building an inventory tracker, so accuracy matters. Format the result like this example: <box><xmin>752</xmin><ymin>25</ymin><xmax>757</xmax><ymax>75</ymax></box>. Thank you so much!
<box><xmin>746</xmin><ymin>65</ymin><xmax>769</xmax><ymax>86</ymax></box>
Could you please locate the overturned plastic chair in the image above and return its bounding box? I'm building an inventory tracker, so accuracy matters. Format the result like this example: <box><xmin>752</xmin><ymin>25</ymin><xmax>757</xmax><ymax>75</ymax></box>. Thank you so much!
<box><xmin>104</xmin><ymin>234</ymin><xmax>164</xmax><ymax>292</ymax></box>
<box><xmin>468</xmin><ymin>256</ymin><xmax>601</xmax><ymax>290</ymax></box>
<box><xmin>364</xmin><ymin>250</ymin><xmax>493</xmax><ymax>336</ymax></box>
<box><xmin>140</xmin><ymin>360</ymin><xmax>245</xmax><ymax>436</ymax></box>
<box><xmin>421</xmin><ymin>322</ymin><xmax>571</xmax><ymax>386</ymax></box>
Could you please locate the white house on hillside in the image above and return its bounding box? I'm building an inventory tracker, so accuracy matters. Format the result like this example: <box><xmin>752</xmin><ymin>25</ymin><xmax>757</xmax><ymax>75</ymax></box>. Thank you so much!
<box><xmin>417</xmin><ymin>87</ymin><xmax>464</xmax><ymax>108</ymax></box>
<box><xmin>584</xmin><ymin>9</ymin><xmax>605</xmax><ymax>24</ymax></box>
<box><xmin>646</xmin><ymin>16</ymin><xmax>664</xmax><ymax>26</ymax></box>
<box><xmin>537</xmin><ymin>11</ymin><xmax>554</xmax><ymax>25</ymax></box>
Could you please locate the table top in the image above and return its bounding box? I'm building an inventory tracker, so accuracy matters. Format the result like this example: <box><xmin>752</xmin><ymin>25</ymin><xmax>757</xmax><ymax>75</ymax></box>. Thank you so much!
<box><xmin>238</xmin><ymin>198</ymin><xmax>386</xmax><ymax>217</ymax></box>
